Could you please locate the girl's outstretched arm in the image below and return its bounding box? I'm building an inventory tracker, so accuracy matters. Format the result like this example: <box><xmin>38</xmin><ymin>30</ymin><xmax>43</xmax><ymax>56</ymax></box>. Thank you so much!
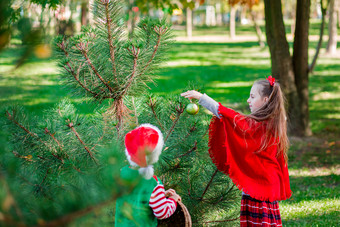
<box><xmin>181</xmin><ymin>90</ymin><xmax>221</xmax><ymax>118</ymax></box>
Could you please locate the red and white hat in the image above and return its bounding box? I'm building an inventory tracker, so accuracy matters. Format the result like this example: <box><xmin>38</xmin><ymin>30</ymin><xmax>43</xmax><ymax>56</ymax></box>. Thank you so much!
<box><xmin>124</xmin><ymin>124</ymin><xmax>164</xmax><ymax>179</ymax></box>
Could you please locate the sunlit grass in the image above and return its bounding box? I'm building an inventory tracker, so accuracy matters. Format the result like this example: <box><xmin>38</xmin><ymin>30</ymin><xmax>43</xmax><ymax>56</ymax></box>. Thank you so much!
<box><xmin>289</xmin><ymin>166</ymin><xmax>340</xmax><ymax>177</ymax></box>
<box><xmin>281</xmin><ymin>199</ymin><xmax>340</xmax><ymax>226</ymax></box>
<box><xmin>207</xmin><ymin>81</ymin><xmax>253</xmax><ymax>88</ymax></box>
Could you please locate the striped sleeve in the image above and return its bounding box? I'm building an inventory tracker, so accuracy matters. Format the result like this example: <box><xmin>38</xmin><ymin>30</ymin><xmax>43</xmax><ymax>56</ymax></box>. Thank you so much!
<box><xmin>149</xmin><ymin>184</ymin><xmax>177</xmax><ymax>219</ymax></box>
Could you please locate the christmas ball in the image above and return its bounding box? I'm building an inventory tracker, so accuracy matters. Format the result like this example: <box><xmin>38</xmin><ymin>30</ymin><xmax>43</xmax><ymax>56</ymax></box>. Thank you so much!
<box><xmin>186</xmin><ymin>103</ymin><xmax>199</xmax><ymax>115</ymax></box>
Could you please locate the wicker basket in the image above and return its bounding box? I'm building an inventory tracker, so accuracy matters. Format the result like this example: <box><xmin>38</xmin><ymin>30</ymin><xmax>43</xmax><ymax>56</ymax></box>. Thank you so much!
<box><xmin>157</xmin><ymin>201</ymin><xmax>192</xmax><ymax>227</ymax></box>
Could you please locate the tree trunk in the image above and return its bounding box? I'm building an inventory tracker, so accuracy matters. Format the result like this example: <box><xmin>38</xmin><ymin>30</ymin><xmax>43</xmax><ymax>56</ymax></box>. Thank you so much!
<box><xmin>326</xmin><ymin>0</ymin><xmax>337</xmax><ymax>54</ymax></box>
<box><xmin>338</xmin><ymin>8</ymin><xmax>340</xmax><ymax>28</ymax></box>
<box><xmin>216</xmin><ymin>3</ymin><xmax>223</xmax><ymax>26</ymax></box>
<box><xmin>309</xmin><ymin>1</ymin><xmax>327</xmax><ymax>73</ymax></box>
<box><xmin>186</xmin><ymin>8</ymin><xmax>192</xmax><ymax>38</ymax></box>
<box><xmin>127</xmin><ymin>0</ymin><xmax>135</xmax><ymax>38</ymax></box>
<box><xmin>250</xmin><ymin>9</ymin><xmax>264</xmax><ymax>47</ymax></box>
<box><xmin>127</xmin><ymin>10</ymin><xmax>136</xmax><ymax>38</ymax></box>
<box><xmin>292</xmin><ymin>0</ymin><xmax>312</xmax><ymax>136</ymax></box>
<box><xmin>230</xmin><ymin>6</ymin><xmax>236</xmax><ymax>39</ymax></box>
<box><xmin>264</xmin><ymin>0</ymin><xmax>301</xmax><ymax>135</ymax></box>
<box><xmin>81</xmin><ymin>0</ymin><xmax>89</xmax><ymax>27</ymax></box>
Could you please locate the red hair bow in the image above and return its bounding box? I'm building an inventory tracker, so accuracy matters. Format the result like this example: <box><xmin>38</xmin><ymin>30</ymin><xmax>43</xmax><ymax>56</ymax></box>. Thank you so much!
<box><xmin>267</xmin><ymin>76</ymin><xmax>275</xmax><ymax>86</ymax></box>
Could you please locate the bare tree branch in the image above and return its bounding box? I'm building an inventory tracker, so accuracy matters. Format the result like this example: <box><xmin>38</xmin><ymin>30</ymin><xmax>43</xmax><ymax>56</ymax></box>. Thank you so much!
<box><xmin>308</xmin><ymin>0</ymin><xmax>330</xmax><ymax>73</ymax></box>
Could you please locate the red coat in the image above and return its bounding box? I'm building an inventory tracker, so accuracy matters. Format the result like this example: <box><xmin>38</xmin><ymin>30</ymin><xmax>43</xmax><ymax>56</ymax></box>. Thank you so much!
<box><xmin>208</xmin><ymin>104</ymin><xmax>292</xmax><ymax>202</ymax></box>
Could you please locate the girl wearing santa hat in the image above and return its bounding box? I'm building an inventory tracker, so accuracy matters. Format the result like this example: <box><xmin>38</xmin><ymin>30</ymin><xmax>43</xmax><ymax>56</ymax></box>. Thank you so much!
<box><xmin>181</xmin><ymin>77</ymin><xmax>291</xmax><ymax>226</ymax></box>
<box><xmin>115</xmin><ymin>124</ymin><xmax>181</xmax><ymax>226</ymax></box>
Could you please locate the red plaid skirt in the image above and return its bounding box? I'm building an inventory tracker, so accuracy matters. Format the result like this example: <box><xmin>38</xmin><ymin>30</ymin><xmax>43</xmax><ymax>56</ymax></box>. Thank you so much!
<box><xmin>240</xmin><ymin>194</ymin><xmax>282</xmax><ymax>227</ymax></box>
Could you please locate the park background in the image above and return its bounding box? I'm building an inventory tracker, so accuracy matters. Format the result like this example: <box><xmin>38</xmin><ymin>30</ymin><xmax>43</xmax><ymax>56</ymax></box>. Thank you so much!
<box><xmin>0</xmin><ymin>0</ymin><xmax>339</xmax><ymax>226</ymax></box>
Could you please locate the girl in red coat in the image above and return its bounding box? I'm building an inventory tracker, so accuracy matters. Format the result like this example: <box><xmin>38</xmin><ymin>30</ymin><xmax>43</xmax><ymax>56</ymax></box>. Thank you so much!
<box><xmin>181</xmin><ymin>77</ymin><xmax>291</xmax><ymax>226</ymax></box>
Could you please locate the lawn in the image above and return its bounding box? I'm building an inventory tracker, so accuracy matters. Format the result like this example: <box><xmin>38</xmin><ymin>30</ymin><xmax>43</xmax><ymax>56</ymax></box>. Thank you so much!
<box><xmin>0</xmin><ymin>26</ymin><xmax>339</xmax><ymax>226</ymax></box>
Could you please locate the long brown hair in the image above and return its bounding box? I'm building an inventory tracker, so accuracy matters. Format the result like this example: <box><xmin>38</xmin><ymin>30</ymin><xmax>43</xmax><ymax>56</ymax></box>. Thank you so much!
<box><xmin>247</xmin><ymin>80</ymin><xmax>289</xmax><ymax>163</ymax></box>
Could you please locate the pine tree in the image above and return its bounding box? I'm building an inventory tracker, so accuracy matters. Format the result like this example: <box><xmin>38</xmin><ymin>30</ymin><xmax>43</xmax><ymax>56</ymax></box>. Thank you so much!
<box><xmin>54</xmin><ymin>0</ymin><xmax>173</xmax><ymax>130</ymax></box>
<box><xmin>2</xmin><ymin>97</ymin><xmax>240</xmax><ymax>226</ymax></box>
<box><xmin>1</xmin><ymin>0</ymin><xmax>241</xmax><ymax>226</ymax></box>
<box><xmin>131</xmin><ymin>94</ymin><xmax>241</xmax><ymax>225</ymax></box>
<box><xmin>1</xmin><ymin>100</ymin><xmax>130</xmax><ymax>226</ymax></box>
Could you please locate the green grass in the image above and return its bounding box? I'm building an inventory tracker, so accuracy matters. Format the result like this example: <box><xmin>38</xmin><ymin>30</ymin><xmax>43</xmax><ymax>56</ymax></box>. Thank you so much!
<box><xmin>281</xmin><ymin>135</ymin><xmax>340</xmax><ymax>226</ymax></box>
<box><xmin>151</xmin><ymin>41</ymin><xmax>340</xmax><ymax>137</ymax></box>
<box><xmin>0</xmin><ymin>46</ymin><xmax>98</xmax><ymax>115</ymax></box>
<box><xmin>1</xmin><ymin>26</ymin><xmax>339</xmax><ymax>226</ymax></box>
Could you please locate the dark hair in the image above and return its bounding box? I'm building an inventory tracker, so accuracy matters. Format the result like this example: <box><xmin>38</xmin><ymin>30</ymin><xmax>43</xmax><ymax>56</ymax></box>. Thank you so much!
<box><xmin>247</xmin><ymin>80</ymin><xmax>289</xmax><ymax>163</ymax></box>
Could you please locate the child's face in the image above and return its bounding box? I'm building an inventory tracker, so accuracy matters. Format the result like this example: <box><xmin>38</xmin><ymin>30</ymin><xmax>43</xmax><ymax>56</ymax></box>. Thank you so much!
<box><xmin>247</xmin><ymin>84</ymin><xmax>268</xmax><ymax>113</ymax></box>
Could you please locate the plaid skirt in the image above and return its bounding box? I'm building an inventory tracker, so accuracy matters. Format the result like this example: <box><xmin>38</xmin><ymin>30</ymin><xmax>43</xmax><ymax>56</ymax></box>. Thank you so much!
<box><xmin>240</xmin><ymin>194</ymin><xmax>282</xmax><ymax>227</ymax></box>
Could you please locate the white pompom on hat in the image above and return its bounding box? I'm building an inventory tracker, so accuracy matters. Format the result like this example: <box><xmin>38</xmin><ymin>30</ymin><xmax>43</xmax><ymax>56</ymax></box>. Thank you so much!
<box><xmin>124</xmin><ymin>124</ymin><xmax>164</xmax><ymax>179</ymax></box>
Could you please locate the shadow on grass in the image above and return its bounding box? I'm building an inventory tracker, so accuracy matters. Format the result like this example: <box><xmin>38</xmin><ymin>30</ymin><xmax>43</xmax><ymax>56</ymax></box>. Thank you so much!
<box><xmin>0</xmin><ymin>83</ymin><xmax>99</xmax><ymax>116</ymax></box>
<box><xmin>288</xmin><ymin>174</ymin><xmax>339</xmax><ymax>202</ymax></box>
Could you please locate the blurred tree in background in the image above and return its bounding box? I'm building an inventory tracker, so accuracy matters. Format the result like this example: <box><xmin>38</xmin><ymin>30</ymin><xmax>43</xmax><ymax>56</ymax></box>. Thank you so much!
<box><xmin>263</xmin><ymin>0</ymin><xmax>336</xmax><ymax>137</ymax></box>
<box><xmin>326</xmin><ymin>0</ymin><xmax>338</xmax><ymax>54</ymax></box>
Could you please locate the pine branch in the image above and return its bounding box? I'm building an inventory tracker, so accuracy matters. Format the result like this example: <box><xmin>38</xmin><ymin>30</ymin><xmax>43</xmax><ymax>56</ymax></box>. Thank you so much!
<box><xmin>172</xmin><ymin>122</ymin><xmax>201</xmax><ymax>147</ymax></box>
<box><xmin>146</xmin><ymin>96</ymin><xmax>164</xmax><ymax>130</ymax></box>
<box><xmin>121</xmin><ymin>45</ymin><xmax>140</xmax><ymax>97</ymax></box>
<box><xmin>131</xmin><ymin>97</ymin><xmax>138</xmax><ymax>126</ymax></box>
<box><xmin>6</xmin><ymin>110</ymin><xmax>38</xmax><ymax>138</ymax></box>
<box><xmin>77</xmin><ymin>42</ymin><xmax>114</xmax><ymax>94</ymax></box>
<box><xmin>103</xmin><ymin>0</ymin><xmax>117</xmax><ymax>82</ymax></box>
<box><xmin>57</xmin><ymin>42</ymin><xmax>100</xmax><ymax>98</ymax></box>
<box><xmin>164</xmin><ymin>104</ymin><xmax>185</xmax><ymax>143</ymax></box>
<box><xmin>212</xmin><ymin>185</ymin><xmax>235</xmax><ymax>205</ymax></box>
<box><xmin>6</xmin><ymin>110</ymin><xmax>61</xmax><ymax>161</ymax></box>
<box><xmin>200</xmin><ymin>168</ymin><xmax>219</xmax><ymax>201</ymax></box>
<box><xmin>187</xmin><ymin>169</ymin><xmax>191</xmax><ymax>196</ymax></box>
<box><xmin>37</xmin><ymin>168</ymin><xmax>50</xmax><ymax>192</ymax></box>
<box><xmin>38</xmin><ymin>196</ymin><xmax>117</xmax><ymax>227</ymax></box>
<box><xmin>12</xmin><ymin>151</ymin><xmax>34</xmax><ymax>162</ymax></box>
<box><xmin>44</xmin><ymin>128</ymin><xmax>63</xmax><ymax>152</ymax></box>
<box><xmin>66</xmin><ymin>120</ymin><xmax>98</xmax><ymax>164</ymax></box>
<box><xmin>199</xmin><ymin>217</ymin><xmax>239</xmax><ymax>224</ymax></box>
<box><xmin>90</xmin><ymin>113</ymin><xmax>108</xmax><ymax>151</ymax></box>
<box><xmin>138</xmin><ymin>26</ymin><xmax>167</xmax><ymax>77</ymax></box>
<box><xmin>176</xmin><ymin>141</ymin><xmax>197</xmax><ymax>159</ymax></box>
<box><xmin>0</xmin><ymin>216</ymin><xmax>26</xmax><ymax>227</ymax></box>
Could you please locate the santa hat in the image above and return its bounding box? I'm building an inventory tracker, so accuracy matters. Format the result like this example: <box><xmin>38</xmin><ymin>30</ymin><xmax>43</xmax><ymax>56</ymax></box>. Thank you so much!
<box><xmin>124</xmin><ymin>124</ymin><xmax>164</xmax><ymax>179</ymax></box>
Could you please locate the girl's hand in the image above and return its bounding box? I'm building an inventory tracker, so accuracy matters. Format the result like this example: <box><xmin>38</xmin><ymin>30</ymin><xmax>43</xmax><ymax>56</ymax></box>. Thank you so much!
<box><xmin>169</xmin><ymin>193</ymin><xmax>181</xmax><ymax>202</ymax></box>
<box><xmin>165</xmin><ymin>189</ymin><xmax>176</xmax><ymax>197</ymax></box>
<box><xmin>181</xmin><ymin>90</ymin><xmax>203</xmax><ymax>101</ymax></box>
